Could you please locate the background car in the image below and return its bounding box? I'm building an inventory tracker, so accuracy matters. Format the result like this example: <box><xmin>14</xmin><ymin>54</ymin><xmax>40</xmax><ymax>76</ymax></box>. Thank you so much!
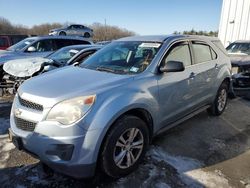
<box><xmin>226</xmin><ymin>41</ymin><xmax>250</xmax><ymax>99</ymax></box>
<box><xmin>0</xmin><ymin>45</ymin><xmax>101</xmax><ymax>95</ymax></box>
<box><xmin>0</xmin><ymin>35</ymin><xmax>93</xmax><ymax>85</ymax></box>
<box><xmin>49</xmin><ymin>24</ymin><xmax>93</xmax><ymax>38</ymax></box>
<box><xmin>0</xmin><ymin>35</ymin><xmax>31</xmax><ymax>50</ymax></box>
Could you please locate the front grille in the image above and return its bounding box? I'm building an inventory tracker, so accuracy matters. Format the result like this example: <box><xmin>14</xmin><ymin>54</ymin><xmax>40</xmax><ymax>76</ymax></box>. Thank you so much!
<box><xmin>14</xmin><ymin>116</ymin><xmax>36</xmax><ymax>132</ymax></box>
<box><xmin>18</xmin><ymin>96</ymin><xmax>43</xmax><ymax>111</ymax></box>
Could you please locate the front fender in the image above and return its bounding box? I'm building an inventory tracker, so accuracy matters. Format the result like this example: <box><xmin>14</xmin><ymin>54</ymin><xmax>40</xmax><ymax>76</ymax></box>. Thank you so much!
<box><xmin>80</xmin><ymin>87</ymin><xmax>159</xmax><ymax>163</ymax></box>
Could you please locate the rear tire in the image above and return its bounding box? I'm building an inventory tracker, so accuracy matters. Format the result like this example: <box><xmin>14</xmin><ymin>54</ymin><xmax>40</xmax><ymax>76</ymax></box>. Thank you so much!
<box><xmin>100</xmin><ymin>115</ymin><xmax>149</xmax><ymax>178</ymax></box>
<box><xmin>84</xmin><ymin>32</ymin><xmax>91</xmax><ymax>38</ymax></box>
<box><xmin>208</xmin><ymin>82</ymin><xmax>229</xmax><ymax>116</ymax></box>
<box><xmin>59</xmin><ymin>31</ymin><xmax>66</xmax><ymax>36</ymax></box>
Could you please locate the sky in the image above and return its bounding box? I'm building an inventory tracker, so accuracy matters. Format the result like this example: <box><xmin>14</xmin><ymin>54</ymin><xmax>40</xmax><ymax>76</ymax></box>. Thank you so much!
<box><xmin>0</xmin><ymin>0</ymin><xmax>223</xmax><ymax>35</ymax></box>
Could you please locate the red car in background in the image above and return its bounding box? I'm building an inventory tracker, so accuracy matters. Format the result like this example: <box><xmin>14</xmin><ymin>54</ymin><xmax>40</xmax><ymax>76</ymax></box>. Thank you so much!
<box><xmin>0</xmin><ymin>35</ymin><xmax>30</xmax><ymax>50</ymax></box>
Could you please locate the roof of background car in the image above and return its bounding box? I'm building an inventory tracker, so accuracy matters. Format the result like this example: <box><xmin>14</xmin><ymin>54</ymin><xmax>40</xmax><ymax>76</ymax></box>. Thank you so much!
<box><xmin>116</xmin><ymin>35</ymin><xmax>219</xmax><ymax>43</ymax></box>
<box><xmin>232</xmin><ymin>40</ymin><xmax>250</xmax><ymax>43</ymax></box>
<box><xmin>25</xmin><ymin>35</ymin><xmax>92</xmax><ymax>41</ymax></box>
<box><xmin>59</xmin><ymin>44</ymin><xmax>97</xmax><ymax>50</ymax></box>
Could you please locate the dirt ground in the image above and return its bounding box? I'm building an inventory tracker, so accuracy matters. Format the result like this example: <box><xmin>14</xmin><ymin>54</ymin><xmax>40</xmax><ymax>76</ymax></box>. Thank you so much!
<box><xmin>0</xmin><ymin>97</ymin><xmax>250</xmax><ymax>188</ymax></box>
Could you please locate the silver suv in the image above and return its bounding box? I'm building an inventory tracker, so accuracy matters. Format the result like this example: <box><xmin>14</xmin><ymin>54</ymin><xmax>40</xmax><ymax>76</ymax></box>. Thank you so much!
<box><xmin>49</xmin><ymin>24</ymin><xmax>93</xmax><ymax>38</ymax></box>
<box><xmin>9</xmin><ymin>35</ymin><xmax>231</xmax><ymax>178</ymax></box>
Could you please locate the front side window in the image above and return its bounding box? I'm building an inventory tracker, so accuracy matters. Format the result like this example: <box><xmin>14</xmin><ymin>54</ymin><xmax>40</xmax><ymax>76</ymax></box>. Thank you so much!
<box><xmin>163</xmin><ymin>41</ymin><xmax>191</xmax><ymax>67</ymax></box>
<box><xmin>80</xmin><ymin>41</ymin><xmax>161</xmax><ymax>74</ymax></box>
<box><xmin>192</xmin><ymin>42</ymin><xmax>213</xmax><ymax>64</ymax></box>
<box><xmin>30</xmin><ymin>39</ymin><xmax>55</xmax><ymax>52</ymax></box>
<box><xmin>48</xmin><ymin>47</ymin><xmax>80</xmax><ymax>64</ymax></box>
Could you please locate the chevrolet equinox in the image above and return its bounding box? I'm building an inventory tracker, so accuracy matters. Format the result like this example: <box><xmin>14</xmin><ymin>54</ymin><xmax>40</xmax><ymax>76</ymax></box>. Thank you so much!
<box><xmin>9</xmin><ymin>35</ymin><xmax>231</xmax><ymax>178</ymax></box>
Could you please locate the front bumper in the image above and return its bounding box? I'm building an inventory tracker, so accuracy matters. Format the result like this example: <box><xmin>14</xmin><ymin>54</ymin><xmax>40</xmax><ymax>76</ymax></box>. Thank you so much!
<box><xmin>9</xmin><ymin>126</ymin><xmax>97</xmax><ymax>178</ymax></box>
<box><xmin>233</xmin><ymin>87</ymin><xmax>250</xmax><ymax>98</ymax></box>
<box><xmin>9</xmin><ymin>95</ymin><xmax>101</xmax><ymax>178</ymax></box>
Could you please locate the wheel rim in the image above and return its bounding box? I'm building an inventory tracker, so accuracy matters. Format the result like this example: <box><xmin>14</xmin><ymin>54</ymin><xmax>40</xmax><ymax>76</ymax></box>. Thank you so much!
<box><xmin>217</xmin><ymin>88</ymin><xmax>227</xmax><ymax>112</ymax></box>
<box><xmin>113</xmin><ymin>128</ymin><xmax>144</xmax><ymax>169</ymax></box>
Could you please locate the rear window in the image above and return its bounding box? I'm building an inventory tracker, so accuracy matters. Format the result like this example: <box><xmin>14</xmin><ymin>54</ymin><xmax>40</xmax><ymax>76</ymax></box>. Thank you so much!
<box><xmin>0</xmin><ymin>37</ymin><xmax>8</xmax><ymax>47</ymax></box>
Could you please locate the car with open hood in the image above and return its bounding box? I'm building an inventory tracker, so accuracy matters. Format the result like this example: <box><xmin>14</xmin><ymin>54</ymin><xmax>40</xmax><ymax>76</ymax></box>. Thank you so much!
<box><xmin>0</xmin><ymin>45</ymin><xmax>101</xmax><ymax>95</ymax></box>
<box><xmin>9</xmin><ymin>35</ymin><xmax>231</xmax><ymax>178</ymax></box>
<box><xmin>227</xmin><ymin>41</ymin><xmax>250</xmax><ymax>99</ymax></box>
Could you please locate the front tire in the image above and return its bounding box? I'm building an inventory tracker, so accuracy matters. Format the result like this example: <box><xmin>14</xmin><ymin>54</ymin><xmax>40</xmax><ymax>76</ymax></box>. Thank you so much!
<box><xmin>208</xmin><ymin>82</ymin><xmax>229</xmax><ymax>116</ymax></box>
<box><xmin>100</xmin><ymin>115</ymin><xmax>149</xmax><ymax>178</ymax></box>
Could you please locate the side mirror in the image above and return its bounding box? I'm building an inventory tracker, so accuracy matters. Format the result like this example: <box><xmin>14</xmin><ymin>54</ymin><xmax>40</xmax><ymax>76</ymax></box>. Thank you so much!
<box><xmin>27</xmin><ymin>46</ymin><xmax>36</xmax><ymax>52</ymax></box>
<box><xmin>159</xmin><ymin>61</ymin><xmax>185</xmax><ymax>73</ymax></box>
<box><xmin>72</xmin><ymin>61</ymin><xmax>80</xmax><ymax>66</ymax></box>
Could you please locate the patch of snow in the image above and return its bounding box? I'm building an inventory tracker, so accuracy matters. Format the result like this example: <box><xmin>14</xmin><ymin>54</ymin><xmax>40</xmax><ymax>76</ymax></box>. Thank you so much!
<box><xmin>148</xmin><ymin>146</ymin><xmax>203</xmax><ymax>172</ymax></box>
<box><xmin>0</xmin><ymin>138</ymin><xmax>15</xmax><ymax>168</ymax></box>
<box><xmin>155</xmin><ymin>182</ymin><xmax>171</xmax><ymax>188</ymax></box>
<box><xmin>147</xmin><ymin>146</ymin><xmax>232</xmax><ymax>188</ymax></box>
<box><xmin>185</xmin><ymin>169</ymin><xmax>231</xmax><ymax>188</ymax></box>
<box><xmin>0</xmin><ymin>118</ymin><xmax>10</xmax><ymax>135</ymax></box>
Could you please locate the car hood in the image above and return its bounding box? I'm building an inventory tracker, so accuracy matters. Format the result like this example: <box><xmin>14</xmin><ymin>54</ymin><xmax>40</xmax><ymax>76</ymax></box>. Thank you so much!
<box><xmin>0</xmin><ymin>50</ymin><xmax>35</xmax><ymax>65</ymax></box>
<box><xmin>229</xmin><ymin>54</ymin><xmax>250</xmax><ymax>66</ymax></box>
<box><xmin>3</xmin><ymin>57</ymin><xmax>51</xmax><ymax>77</ymax></box>
<box><xmin>18</xmin><ymin>66</ymin><xmax>134</xmax><ymax>108</ymax></box>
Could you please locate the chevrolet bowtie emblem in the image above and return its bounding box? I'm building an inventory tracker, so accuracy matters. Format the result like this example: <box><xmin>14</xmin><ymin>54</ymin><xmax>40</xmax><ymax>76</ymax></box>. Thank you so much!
<box><xmin>14</xmin><ymin>109</ymin><xmax>22</xmax><ymax>117</ymax></box>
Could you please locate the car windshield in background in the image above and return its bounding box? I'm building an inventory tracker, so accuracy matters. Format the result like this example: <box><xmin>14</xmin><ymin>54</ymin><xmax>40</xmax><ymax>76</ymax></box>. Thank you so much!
<box><xmin>48</xmin><ymin>47</ymin><xmax>79</xmax><ymax>64</ymax></box>
<box><xmin>226</xmin><ymin>42</ymin><xmax>250</xmax><ymax>55</ymax></box>
<box><xmin>80</xmin><ymin>41</ymin><xmax>161</xmax><ymax>74</ymax></box>
<box><xmin>7</xmin><ymin>38</ymin><xmax>35</xmax><ymax>52</ymax></box>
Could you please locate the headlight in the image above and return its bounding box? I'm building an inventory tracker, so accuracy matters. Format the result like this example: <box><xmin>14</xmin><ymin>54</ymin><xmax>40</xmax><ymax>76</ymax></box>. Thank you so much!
<box><xmin>231</xmin><ymin>66</ymin><xmax>239</xmax><ymax>75</ymax></box>
<box><xmin>46</xmin><ymin>95</ymin><xmax>96</xmax><ymax>125</ymax></box>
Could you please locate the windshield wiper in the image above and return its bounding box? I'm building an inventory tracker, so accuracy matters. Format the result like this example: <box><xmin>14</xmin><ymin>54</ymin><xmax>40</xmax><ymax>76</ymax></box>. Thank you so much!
<box><xmin>96</xmin><ymin>66</ymin><xmax>116</xmax><ymax>73</ymax></box>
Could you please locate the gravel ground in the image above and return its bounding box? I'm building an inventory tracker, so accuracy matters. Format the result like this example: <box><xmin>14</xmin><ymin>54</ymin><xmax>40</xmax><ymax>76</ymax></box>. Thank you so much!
<box><xmin>0</xmin><ymin>97</ymin><xmax>250</xmax><ymax>188</ymax></box>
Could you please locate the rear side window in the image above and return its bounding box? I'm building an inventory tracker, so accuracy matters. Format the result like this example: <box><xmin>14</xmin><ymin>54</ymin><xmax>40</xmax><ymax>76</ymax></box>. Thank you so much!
<box><xmin>163</xmin><ymin>41</ymin><xmax>192</xmax><ymax>67</ymax></box>
<box><xmin>0</xmin><ymin>37</ymin><xmax>8</xmax><ymax>47</ymax></box>
<box><xmin>192</xmin><ymin>42</ymin><xmax>216</xmax><ymax>64</ymax></box>
<box><xmin>54</xmin><ymin>39</ymin><xmax>73</xmax><ymax>49</ymax></box>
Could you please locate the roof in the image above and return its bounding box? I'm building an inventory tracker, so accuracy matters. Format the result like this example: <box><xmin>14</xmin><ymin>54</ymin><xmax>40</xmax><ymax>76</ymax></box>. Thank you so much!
<box><xmin>26</xmin><ymin>35</ymin><xmax>92</xmax><ymax>42</ymax></box>
<box><xmin>116</xmin><ymin>34</ymin><xmax>219</xmax><ymax>43</ymax></box>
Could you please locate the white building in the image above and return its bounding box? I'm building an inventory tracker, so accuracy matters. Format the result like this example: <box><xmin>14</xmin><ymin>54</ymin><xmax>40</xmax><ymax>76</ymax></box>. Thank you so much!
<box><xmin>218</xmin><ymin>0</ymin><xmax>250</xmax><ymax>47</ymax></box>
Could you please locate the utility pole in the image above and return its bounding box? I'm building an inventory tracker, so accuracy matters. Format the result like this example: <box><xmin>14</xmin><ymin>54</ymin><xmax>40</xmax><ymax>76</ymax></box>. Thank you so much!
<box><xmin>104</xmin><ymin>18</ymin><xmax>107</xmax><ymax>41</ymax></box>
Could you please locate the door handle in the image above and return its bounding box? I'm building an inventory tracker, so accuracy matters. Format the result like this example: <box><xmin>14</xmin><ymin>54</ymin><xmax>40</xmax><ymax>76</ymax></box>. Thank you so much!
<box><xmin>189</xmin><ymin>72</ymin><xmax>196</xmax><ymax>79</ymax></box>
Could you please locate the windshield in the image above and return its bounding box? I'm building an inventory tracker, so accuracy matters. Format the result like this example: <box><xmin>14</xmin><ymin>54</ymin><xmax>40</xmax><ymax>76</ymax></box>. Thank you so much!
<box><xmin>48</xmin><ymin>47</ymin><xmax>80</xmax><ymax>64</ymax></box>
<box><xmin>7</xmin><ymin>38</ymin><xmax>35</xmax><ymax>52</ymax></box>
<box><xmin>226</xmin><ymin>42</ymin><xmax>250</xmax><ymax>55</ymax></box>
<box><xmin>80</xmin><ymin>41</ymin><xmax>161</xmax><ymax>74</ymax></box>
